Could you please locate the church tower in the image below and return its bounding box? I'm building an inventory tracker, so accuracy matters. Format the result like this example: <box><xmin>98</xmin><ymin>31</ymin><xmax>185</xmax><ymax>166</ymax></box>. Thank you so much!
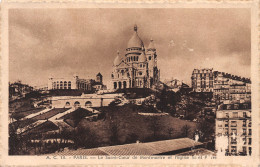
<box><xmin>146</xmin><ymin>39</ymin><xmax>160</xmax><ymax>87</ymax></box>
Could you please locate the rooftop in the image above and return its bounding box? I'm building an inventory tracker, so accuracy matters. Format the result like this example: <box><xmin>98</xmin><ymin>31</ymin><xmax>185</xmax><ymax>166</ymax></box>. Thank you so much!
<box><xmin>50</xmin><ymin>138</ymin><xmax>203</xmax><ymax>156</ymax></box>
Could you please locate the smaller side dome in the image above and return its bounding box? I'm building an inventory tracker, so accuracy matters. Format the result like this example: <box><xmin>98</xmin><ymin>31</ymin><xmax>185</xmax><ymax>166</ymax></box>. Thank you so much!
<box><xmin>139</xmin><ymin>52</ymin><xmax>146</xmax><ymax>62</ymax></box>
<box><xmin>113</xmin><ymin>51</ymin><xmax>121</xmax><ymax>66</ymax></box>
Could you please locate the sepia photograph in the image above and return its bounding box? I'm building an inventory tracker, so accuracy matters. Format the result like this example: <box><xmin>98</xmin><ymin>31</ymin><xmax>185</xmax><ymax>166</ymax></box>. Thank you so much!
<box><xmin>1</xmin><ymin>1</ymin><xmax>259</xmax><ymax>166</ymax></box>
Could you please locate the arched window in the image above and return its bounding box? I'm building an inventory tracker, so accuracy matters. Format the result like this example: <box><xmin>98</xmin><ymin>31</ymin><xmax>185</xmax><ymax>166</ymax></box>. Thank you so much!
<box><xmin>74</xmin><ymin>101</ymin><xmax>80</xmax><ymax>108</ymax></box>
<box><xmin>119</xmin><ymin>82</ymin><xmax>122</xmax><ymax>89</ymax></box>
<box><xmin>57</xmin><ymin>82</ymin><xmax>60</xmax><ymax>89</ymax></box>
<box><xmin>53</xmin><ymin>82</ymin><xmax>56</xmax><ymax>89</ymax></box>
<box><xmin>68</xmin><ymin>81</ymin><xmax>71</xmax><ymax>89</ymax></box>
<box><xmin>64</xmin><ymin>81</ymin><xmax>67</xmax><ymax>89</ymax></box>
<box><xmin>123</xmin><ymin>81</ymin><xmax>127</xmax><ymax>89</ymax></box>
<box><xmin>111</xmin><ymin>74</ymin><xmax>114</xmax><ymax>79</ymax></box>
<box><xmin>85</xmin><ymin>101</ymin><xmax>92</xmax><ymax>108</ymax></box>
<box><xmin>136</xmin><ymin>56</ymin><xmax>139</xmax><ymax>61</ymax></box>
<box><xmin>134</xmin><ymin>57</ymin><xmax>136</xmax><ymax>61</ymax></box>
<box><xmin>65</xmin><ymin>102</ymin><xmax>70</xmax><ymax>106</ymax></box>
<box><xmin>60</xmin><ymin>81</ymin><xmax>63</xmax><ymax>89</ymax></box>
<box><xmin>114</xmin><ymin>82</ymin><xmax>117</xmax><ymax>89</ymax></box>
<box><xmin>131</xmin><ymin>57</ymin><xmax>133</xmax><ymax>61</ymax></box>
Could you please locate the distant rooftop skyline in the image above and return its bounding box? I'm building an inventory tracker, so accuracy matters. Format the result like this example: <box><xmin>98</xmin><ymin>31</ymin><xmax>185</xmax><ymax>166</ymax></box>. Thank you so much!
<box><xmin>9</xmin><ymin>8</ymin><xmax>251</xmax><ymax>87</ymax></box>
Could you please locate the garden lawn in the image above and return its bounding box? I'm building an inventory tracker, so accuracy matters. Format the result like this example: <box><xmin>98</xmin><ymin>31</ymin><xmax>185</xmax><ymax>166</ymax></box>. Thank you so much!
<box><xmin>78</xmin><ymin>104</ymin><xmax>197</xmax><ymax>147</ymax></box>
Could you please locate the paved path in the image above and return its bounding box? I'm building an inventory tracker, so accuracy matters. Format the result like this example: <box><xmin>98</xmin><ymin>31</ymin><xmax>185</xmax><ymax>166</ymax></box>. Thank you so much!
<box><xmin>49</xmin><ymin>108</ymin><xmax>74</xmax><ymax>121</ymax></box>
<box><xmin>22</xmin><ymin>108</ymin><xmax>52</xmax><ymax>120</ymax></box>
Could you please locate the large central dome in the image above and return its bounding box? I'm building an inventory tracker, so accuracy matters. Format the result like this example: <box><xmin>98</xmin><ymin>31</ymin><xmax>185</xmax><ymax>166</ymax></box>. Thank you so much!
<box><xmin>127</xmin><ymin>25</ymin><xmax>144</xmax><ymax>49</ymax></box>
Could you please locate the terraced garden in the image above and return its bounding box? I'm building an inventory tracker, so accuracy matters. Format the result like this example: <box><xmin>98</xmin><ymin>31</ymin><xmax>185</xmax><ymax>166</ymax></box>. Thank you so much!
<box><xmin>33</xmin><ymin>108</ymin><xmax>69</xmax><ymax>120</ymax></box>
<box><xmin>11</xmin><ymin>107</ymin><xmax>46</xmax><ymax>120</ymax></box>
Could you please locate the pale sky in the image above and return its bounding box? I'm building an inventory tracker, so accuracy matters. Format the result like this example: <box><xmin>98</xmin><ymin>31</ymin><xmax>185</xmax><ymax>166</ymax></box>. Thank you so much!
<box><xmin>9</xmin><ymin>8</ymin><xmax>251</xmax><ymax>87</ymax></box>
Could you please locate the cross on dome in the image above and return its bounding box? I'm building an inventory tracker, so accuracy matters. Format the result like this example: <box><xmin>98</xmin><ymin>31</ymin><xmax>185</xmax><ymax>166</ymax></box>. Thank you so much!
<box><xmin>134</xmin><ymin>24</ymin><xmax>138</xmax><ymax>32</ymax></box>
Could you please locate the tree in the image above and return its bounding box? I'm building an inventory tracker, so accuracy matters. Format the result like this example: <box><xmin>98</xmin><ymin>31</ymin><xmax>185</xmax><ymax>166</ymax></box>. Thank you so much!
<box><xmin>167</xmin><ymin>128</ymin><xmax>174</xmax><ymax>139</ymax></box>
<box><xmin>148</xmin><ymin>116</ymin><xmax>162</xmax><ymax>140</ymax></box>
<box><xmin>109</xmin><ymin>116</ymin><xmax>121</xmax><ymax>145</ymax></box>
<box><xmin>73</xmin><ymin>126</ymin><xmax>98</xmax><ymax>149</ymax></box>
<box><xmin>197</xmin><ymin>119</ymin><xmax>214</xmax><ymax>142</ymax></box>
<box><xmin>181</xmin><ymin>124</ymin><xmax>191</xmax><ymax>137</ymax></box>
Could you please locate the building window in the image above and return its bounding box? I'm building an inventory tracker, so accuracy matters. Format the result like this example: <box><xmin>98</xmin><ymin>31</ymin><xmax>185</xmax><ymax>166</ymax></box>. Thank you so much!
<box><xmin>68</xmin><ymin>81</ymin><xmax>71</xmax><ymax>89</ymax></box>
<box><xmin>243</xmin><ymin>137</ymin><xmax>247</xmax><ymax>144</ymax></box>
<box><xmin>74</xmin><ymin>101</ymin><xmax>80</xmax><ymax>108</ymax></box>
<box><xmin>231</xmin><ymin>137</ymin><xmax>237</xmax><ymax>144</ymax></box>
<box><xmin>249</xmin><ymin>121</ymin><xmax>252</xmax><ymax>127</ymax></box>
<box><xmin>224</xmin><ymin>128</ymin><xmax>228</xmax><ymax>135</ymax></box>
<box><xmin>57</xmin><ymin>83</ymin><xmax>60</xmax><ymax>89</ymax></box>
<box><xmin>231</xmin><ymin>146</ymin><xmax>237</xmax><ymax>154</ymax></box>
<box><xmin>248</xmin><ymin>138</ymin><xmax>252</xmax><ymax>145</ymax></box>
<box><xmin>243</xmin><ymin>120</ymin><xmax>246</xmax><ymax>127</ymax></box>
<box><xmin>123</xmin><ymin>81</ymin><xmax>127</xmax><ymax>89</ymax></box>
<box><xmin>242</xmin><ymin>146</ymin><xmax>247</xmax><ymax>155</ymax></box>
<box><xmin>231</xmin><ymin>121</ymin><xmax>237</xmax><ymax>127</ymax></box>
<box><xmin>226</xmin><ymin>113</ymin><xmax>229</xmax><ymax>118</ymax></box>
<box><xmin>149</xmin><ymin>56</ymin><xmax>151</xmax><ymax>60</ymax></box>
<box><xmin>243</xmin><ymin>112</ymin><xmax>247</xmax><ymax>118</ymax></box>
<box><xmin>64</xmin><ymin>81</ymin><xmax>67</xmax><ymax>89</ymax></box>
<box><xmin>225</xmin><ymin>121</ymin><xmax>228</xmax><ymax>127</ymax></box>
<box><xmin>227</xmin><ymin>105</ymin><xmax>231</xmax><ymax>110</ymax></box>
<box><xmin>65</xmin><ymin>102</ymin><xmax>70</xmax><ymax>106</ymax></box>
<box><xmin>249</xmin><ymin>129</ymin><xmax>252</xmax><ymax>135</ymax></box>
<box><xmin>60</xmin><ymin>81</ymin><xmax>63</xmax><ymax>89</ymax></box>
<box><xmin>118</xmin><ymin>82</ymin><xmax>122</xmax><ymax>89</ymax></box>
<box><xmin>233</xmin><ymin>112</ymin><xmax>238</xmax><ymax>118</ymax></box>
<box><xmin>243</xmin><ymin>129</ymin><xmax>246</xmax><ymax>135</ymax></box>
<box><xmin>85</xmin><ymin>101</ymin><xmax>92</xmax><ymax>107</ymax></box>
<box><xmin>231</xmin><ymin>128</ymin><xmax>237</xmax><ymax>135</ymax></box>
<box><xmin>249</xmin><ymin>147</ymin><xmax>252</xmax><ymax>155</ymax></box>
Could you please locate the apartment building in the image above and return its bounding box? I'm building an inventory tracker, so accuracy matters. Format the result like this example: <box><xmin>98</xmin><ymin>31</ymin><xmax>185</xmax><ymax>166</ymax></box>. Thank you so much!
<box><xmin>215</xmin><ymin>103</ymin><xmax>252</xmax><ymax>156</ymax></box>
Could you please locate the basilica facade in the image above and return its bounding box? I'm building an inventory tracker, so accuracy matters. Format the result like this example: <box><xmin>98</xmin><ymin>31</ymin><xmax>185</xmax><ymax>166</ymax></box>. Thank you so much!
<box><xmin>111</xmin><ymin>25</ymin><xmax>160</xmax><ymax>89</ymax></box>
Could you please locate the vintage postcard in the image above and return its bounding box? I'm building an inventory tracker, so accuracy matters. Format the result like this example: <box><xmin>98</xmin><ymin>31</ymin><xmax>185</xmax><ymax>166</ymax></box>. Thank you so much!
<box><xmin>0</xmin><ymin>0</ymin><xmax>259</xmax><ymax>166</ymax></box>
